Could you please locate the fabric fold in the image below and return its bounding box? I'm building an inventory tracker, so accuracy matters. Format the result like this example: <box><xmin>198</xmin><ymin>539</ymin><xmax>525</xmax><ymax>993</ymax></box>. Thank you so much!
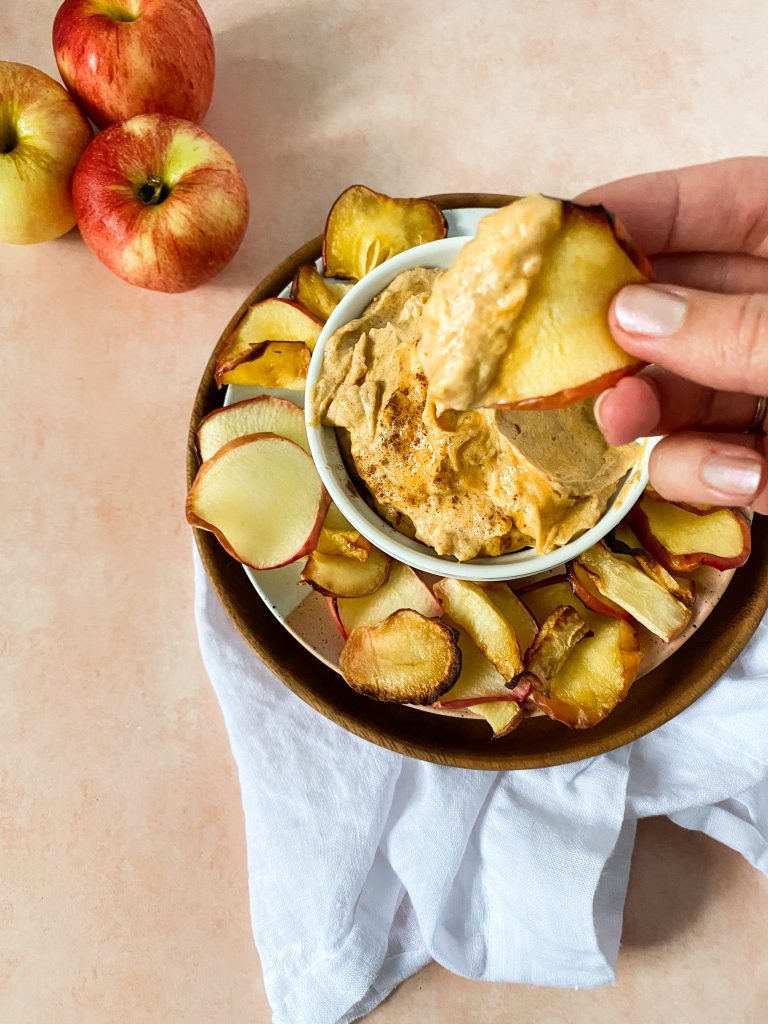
<box><xmin>194</xmin><ymin>551</ymin><xmax>768</xmax><ymax>1024</ymax></box>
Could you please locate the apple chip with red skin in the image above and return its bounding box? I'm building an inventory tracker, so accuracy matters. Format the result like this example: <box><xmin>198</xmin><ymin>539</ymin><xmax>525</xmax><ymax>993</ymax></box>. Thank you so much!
<box><xmin>196</xmin><ymin>396</ymin><xmax>309</xmax><ymax>462</ymax></box>
<box><xmin>628</xmin><ymin>495</ymin><xmax>751</xmax><ymax>572</ymax></box>
<box><xmin>187</xmin><ymin>434</ymin><xmax>329</xmax><ymax>570</ymax></box>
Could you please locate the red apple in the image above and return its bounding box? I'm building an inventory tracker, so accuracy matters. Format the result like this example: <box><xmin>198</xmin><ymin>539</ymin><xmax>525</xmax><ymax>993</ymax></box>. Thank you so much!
<box><xmin>0</xmin><ymin>61</ymin><xmax>92</xmax><ymax>244</ymax></box>
<box><xmin>72</xmin><ymin>114</ymin><xmax>249</xmax><ymax>292</ymax></box>
<box><xmin>52</xmin><ymin>0</ymin><xmax>214</xmax><ymax>129</ymax></box>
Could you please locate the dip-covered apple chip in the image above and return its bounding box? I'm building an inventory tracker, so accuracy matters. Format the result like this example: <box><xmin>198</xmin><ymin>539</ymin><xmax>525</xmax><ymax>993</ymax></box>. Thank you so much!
<box><xmin>331</xmin><ymin>562</ymin><xmax>442</xmax><ymax>640</ymax></box>
<box><xmin>196</xmin><ymin>395</ymin><xmax>308</xmax><ymax>461</ymax></box>
<box><xmin>215</xmin><ymin>298</ymin><xmax>323</xmax><ymax>384</ymax></box>
<box><xmin>323</xmin><ymin>185</ymin><xmax>448</xmax><ymax>280</ymax></box>
<box><xmin>577</xmin><ymin>542</ymin><xmax>692</xmax><ymax>642</ymax></box>
<box><xmin>290</xmin><ymin>263</ymin><xmax>352</xmax><ymax>321</ymax></box>
<box><xmin>187</xmin><ymin>435</ymin><xmax>329</xmax><ymax>570</ymax></box>
<box><xmin>433</xmin><ymin>578</ymin><xmax>524</xmax><ymax>680</ymax></box>
<box><xmin>420</xmin><ymin>194</ymin><xmax>651</xmax><ymax>412</ymax></box>
<box><xmin>218</xmin><ymin>342</ymin><xmax>311</xmax><ymax>390</ymax></box>
<box><xmin>521</xmin><ymin>579</ymin><xmax>642</xmax><ymax>729</ymax></box>
<box><xmin>628</xmin><ymin>495</ymin><xmax>751</xmax><ymax>572</ymax></box>
<box><xmin>339</xmin><ymin>609</ymin><xmax>461</xmax><ymax>704</ymax></box>
<box><xmin>300</xmin><ymin>544</ymin><xmax>390</xmax><ymax>598</ymax></box>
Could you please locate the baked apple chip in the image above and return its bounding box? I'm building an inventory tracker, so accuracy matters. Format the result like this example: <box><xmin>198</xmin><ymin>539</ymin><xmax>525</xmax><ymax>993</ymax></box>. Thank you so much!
<box><xmin>433</xmin><ymin>578</ymin><xmax>524</xmax><ymax>680</ymax></box>
<box><xmin>314</xmin><ymin>527</ymin><xmax>371</xmax><ymax>562</ymax></box>
<box><xmin>187</xmin><ymin>435</ymin><xmax>328</xmax><ymax>570</ymax></box>
<box><xmin>436</xmin><ymin>631</ymin><xmax>525</xmax><ymax>738</ymax></box>
<box><xmin>300</xmin><ymin>544</ymin><xmax>390</xmax><ymax>598</ymax></box>
<box><xmin>567</xmin><ymin>560</ymin><xmax>634</xmax><ymax>622</ymax></box>
<box><xmin>481</xmin><ymin>582</ymin><xmax>538</xmax><ymax>653</ymax></box>
<box><xmin>520</xmin><ymin>579</ymin><xmax>642</xmax><ymax>729</ymax></box>
<box><xmin>215</xmin><ymin>298</ymin><xmax>323</xmax><ymax>384</ymax></box>
<box><xmin>577</xmin><ymin>542</ymin><xmax>692</xmax><ymax>642</ymax></box>
<box><xmin>218</xmin><ymin>342</ymin><xmax>311</xmax><ymax>390</ymax></box>
<box><xmin>196</xmin><ymin>395</ymin><xmax>308</xmax><ymax>461</ymax></box>
<box><xmin>332</xmin><ymin>562</ymin><xmax>441</xmax><ymax>640</ymax></box>
<box><xmin>290</xmin><ymin>263</ymin><xmax>351</xmax><ymax>321</ymax></box>
<box><xmin>522</xmin><ymin>606</ymin><xmax>592</xmax><ymax>691</ymax></box>
<box><xmin>323</xmin><ymin>185</ymin><xmax>448</xmax><ymax>280</ymax></box>
<box><xmin>629</xmin><ymin>495</ymin><xmax>751</xmax><ymax>572</ymax></box>
<box><xmin>420</xmin><ymin>194</ymin><xmax>651</xmax><ymax>412</ymax></box>
<box><xmin>339</xmin><ymin>609</ymin><xmax>461</xmax><ymax>704</ymax></box>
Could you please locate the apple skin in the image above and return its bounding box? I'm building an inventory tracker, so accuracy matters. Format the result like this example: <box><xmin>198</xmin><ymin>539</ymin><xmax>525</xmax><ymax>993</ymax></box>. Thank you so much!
<box><xmin>0</xmin><ymin>61</ymin><xmax>92</xmax><ymax>244</ymax></box>
<box><xmin>628</xmin><ymin>502</ymin><xmax>751</xmax><ymax>572</ymax></box>
<box><xmin>72</xmin><ymin>114</ymin><xmax>249</xmax><ymax>292</ymax></box>
<box><xmin>53</xmin><ymin>0</ymin><xmax>214</xmax><ymax>129</ymax></box>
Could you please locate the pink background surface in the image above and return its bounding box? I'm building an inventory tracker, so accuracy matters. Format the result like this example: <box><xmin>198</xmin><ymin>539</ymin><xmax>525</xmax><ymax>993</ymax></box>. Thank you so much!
<box><xmin>2</xmin><ymin>1</ymin><xmax>768</xmax><ymax>1020</ymax></box>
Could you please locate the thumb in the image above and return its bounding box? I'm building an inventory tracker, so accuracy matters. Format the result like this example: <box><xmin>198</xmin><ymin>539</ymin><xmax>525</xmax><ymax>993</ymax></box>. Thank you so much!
<box><xmin>608</xmin><ymin>284</ymin><xmax>768</xmax><ymax>396</ymax></box>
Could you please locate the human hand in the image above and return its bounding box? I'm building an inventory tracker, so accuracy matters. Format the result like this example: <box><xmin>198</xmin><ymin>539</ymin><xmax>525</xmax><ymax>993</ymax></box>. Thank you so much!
<box><xmin>578</xmin><ymin>157</ymin><xmax>768</xmax><ymax>514</ymax></box>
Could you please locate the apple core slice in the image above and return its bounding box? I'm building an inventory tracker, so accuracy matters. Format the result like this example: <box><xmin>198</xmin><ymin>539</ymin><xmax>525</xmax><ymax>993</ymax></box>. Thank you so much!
<box><xmin>323</xmin><ymin>185</ymin><xmax>448</xmax><ymax>280</ymax></box>
<box><xmin>339</xmin><ymin>609</ymin><xmax>461</xmax><ymax>704</ymax></box>
<box><xmin>196</xmin><ymin>396</ymin><xmax>308</xmax><ymax>461</ymax></box>
<box><xmin>187</xmin><ymin>434</ymin><xmax>328</xmax><ymax>570</ymax></box>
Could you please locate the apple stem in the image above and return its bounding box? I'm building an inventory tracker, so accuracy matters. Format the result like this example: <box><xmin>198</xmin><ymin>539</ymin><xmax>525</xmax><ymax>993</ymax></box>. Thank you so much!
<box><xmin>137</xmin><ymin>176</ymin><xmax>170</xmax><ymax>206</ymax></box>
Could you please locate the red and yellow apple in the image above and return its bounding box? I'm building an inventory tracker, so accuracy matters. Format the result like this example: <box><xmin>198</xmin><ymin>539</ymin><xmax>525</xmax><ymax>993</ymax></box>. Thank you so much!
<box><xmin>72</xmin><ymin>113</ymin><xmax>249</xmax><ymax>292</ymax></box>
<box><xmin>0</xmin><ymin>61</ymin><xmax>92</xmax><ymax>244</ymax></box>
<box><xmin>53</xmin><ymin>0</ymin><xmax>214</xmax><ymax>129</ymax></box>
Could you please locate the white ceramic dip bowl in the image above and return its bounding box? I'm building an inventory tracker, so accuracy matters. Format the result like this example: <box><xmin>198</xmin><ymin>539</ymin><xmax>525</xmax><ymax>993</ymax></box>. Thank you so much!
<box><xmin>305</xmin><ymin>234</ymin><xmax>654</xmax><ymax>582</ymax></box>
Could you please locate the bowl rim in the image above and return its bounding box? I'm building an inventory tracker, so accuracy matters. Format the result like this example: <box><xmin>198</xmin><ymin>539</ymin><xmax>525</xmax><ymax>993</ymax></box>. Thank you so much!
<box><xmin>188</xmin><ymin>191</ymin><xmax>768</xmax><ymax>770</ymax></box>
<box><xmin>305</xmin><ymin>232</ymin><xmax>653</xmax><ymax>580</ymax></box>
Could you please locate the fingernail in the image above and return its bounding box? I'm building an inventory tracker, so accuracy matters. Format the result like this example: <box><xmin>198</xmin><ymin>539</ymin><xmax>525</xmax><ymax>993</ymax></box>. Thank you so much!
<box><xmin>593</xmin><ymin>390</ymin><xmax>610</xmax><ymax>431</ymax></box>
<box><xmin>614</xmin><ymin>285</ymin><xmax>688</xmax><ymax>337</ymax></box>
<box><xmin>700</xmin><ymin>454</ymin><xmax>763</xmax><ymax>499</ymax></box>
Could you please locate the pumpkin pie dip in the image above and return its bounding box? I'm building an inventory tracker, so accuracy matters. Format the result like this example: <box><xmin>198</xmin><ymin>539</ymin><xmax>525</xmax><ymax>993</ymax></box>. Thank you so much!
<box><xmin>312</xmin><ymin>264</ymin><xmax>637</xmax><ymax>562</ymax></box>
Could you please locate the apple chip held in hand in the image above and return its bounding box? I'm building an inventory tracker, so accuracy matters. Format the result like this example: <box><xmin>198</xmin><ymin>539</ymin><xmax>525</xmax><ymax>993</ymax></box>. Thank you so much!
<box><xmin>72</xmin><ymin>114</ymin><xmax>249</xmax><ymax>292</ymax></box>
<box><xmin>0</xmin><ymin>61</ymin><xmax>92</xmax><ymax>245</ymax></box>
<box><xmin>53</xmin><ymin>0</ymin><xmax>215</xmax><ymax>130</ymax></box>
<box><xmin>187</xmin><ymin>434</ymin><xmax>329</xmax><ymax>570</ymax></box>
<box><xmin>419</xmin><ymin>194</ymin><xmax>652</xmax><ymax>412</ymax></box>
<box><xmin>323</xmin><ymin>185</ymin><xmax>448</xmax><ymax>280</ymax></box>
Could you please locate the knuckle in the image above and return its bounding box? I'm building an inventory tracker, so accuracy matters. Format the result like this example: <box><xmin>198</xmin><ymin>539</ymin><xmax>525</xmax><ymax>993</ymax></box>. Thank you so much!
<box><xmin>732</xmin><ymin>293</ymin><xmax>768</xmax><ymax>382</ymax></box>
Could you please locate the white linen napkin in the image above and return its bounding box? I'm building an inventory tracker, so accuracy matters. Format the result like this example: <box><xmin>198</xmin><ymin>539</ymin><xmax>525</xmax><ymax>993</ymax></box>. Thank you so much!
<box><xmin>193</xmin><ymin>551</ymin><xmax>768</xmax><ymax>1024</ymax></box>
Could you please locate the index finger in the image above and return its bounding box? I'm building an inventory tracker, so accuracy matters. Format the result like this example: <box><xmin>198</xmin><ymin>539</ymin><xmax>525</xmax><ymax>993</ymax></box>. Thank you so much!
<box><xmin>576</xmin><ymin>157</ymin><xmax>768</xmax><ymax>258</ymax></box>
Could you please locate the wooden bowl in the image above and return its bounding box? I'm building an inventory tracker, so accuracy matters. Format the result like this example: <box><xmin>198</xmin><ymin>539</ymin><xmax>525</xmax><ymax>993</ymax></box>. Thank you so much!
<box><xmin>188</xmin><ymin>193</ymin><xmax>768</xmax><ymax>770</ymax></box>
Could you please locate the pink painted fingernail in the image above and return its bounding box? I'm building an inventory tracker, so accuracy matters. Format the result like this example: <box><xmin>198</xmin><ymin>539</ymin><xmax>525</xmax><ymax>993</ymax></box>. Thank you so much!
<box><xmin>700</xmin><ymin>454</ymin><xmax>763</xmax><ymax>499</ymax></box>
<box><xmin>614</xmin><ymin>285</ymin><xmax>688</xmax><ymax>336</ymax></box>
